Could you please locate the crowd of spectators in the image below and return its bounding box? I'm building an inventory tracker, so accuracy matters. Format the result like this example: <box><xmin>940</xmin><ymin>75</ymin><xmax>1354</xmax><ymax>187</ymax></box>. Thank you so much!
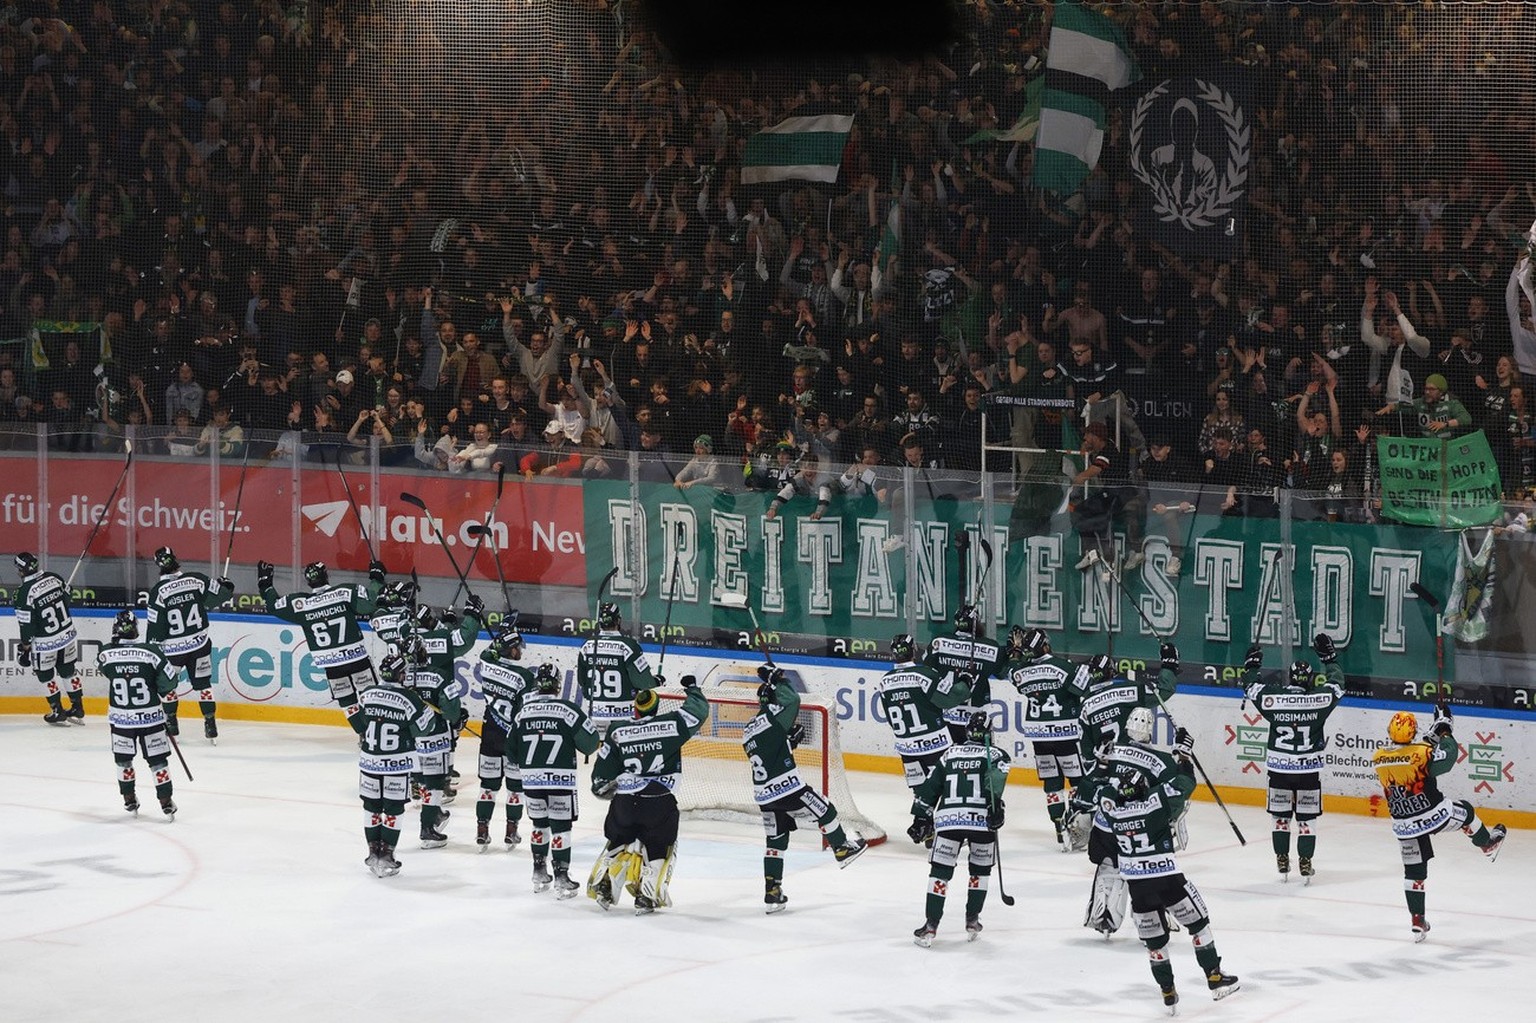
<box><xmin>3</xmin><ymin>0</ymin><xmax>1536</xmax><ymax>521</ymax></box>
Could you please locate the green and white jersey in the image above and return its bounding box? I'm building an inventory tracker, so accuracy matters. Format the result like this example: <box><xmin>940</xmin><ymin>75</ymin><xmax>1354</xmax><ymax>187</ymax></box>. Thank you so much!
<box><xmin>742</xmin><ymin>681</ymin><xmax>808</xmax><ymax>805</ymax></box>
<box><xmin>915</xmin><ymin>740</ymin><xmax>1010</xmax><ymax>833</ymax></box>
<box><xmin>1098</xmin><ymin>783</ymin><xmax>1183</xmax><ymax>882</ymax></box>
<box><xmin>1082</xmin><ymin>740</ymin><xmax>1194</xmax><ymax>833</ymax></box>
<box><xmin>420</xmin><ymin>613</ymin><xmax>482</xmax><ymax>677</ymax></box>
<box><xmin>577</xmin><ymin>631</ymin><xmax>658</xmax><ymax>723</ymax></box>
<box><xmin>99</xmin><ymin>641</ymin><xmax>179</xmax><ymax>730</ymax></box>
<box><xmin>368</xmin><ymin>608</ymin><xmax>412</xmax><ymax>650</ymax></box>
<box><xmin>925</xmin><ymin>630</ymin><xmax>1005</xmax><ymax>727</ymax></box>
<box><xmin>877</xmin><ymin>661</ymin><xmax>971</xmax><ymax>759</ymax></box>
<box><xmin>15</xmin><ymin>571</ymin><xmax>76</xmax><ymax>652</ymax></box>
<box><xmin>357</xmin><ymin>683</ymin><xmax>433</xmax><ymax>776</ymax></box>
<box><xmin>1243</xmin><ymin>662</ymin><xmax>1345</xmax><ymax>773</ymax></box>
<box><xmin>405</xmin><ymin>659</ymin><xmax>455</xmax><ymax>766</ymax></box>
<box><xmin>510</xmin><ymin>694</ymin><xmax>601</xmax><ymax>793</ymax></box>
<box><xmin>145</xmin><ymin>571</ymin><xmax>233</xmax><ymax>655</ymax></box>
<box><xmin>259</xmin><ymin>580</ymin><xmax>382</xmax><ymax>669</ymax></box>
<box><xmin>590</xmin><ymin>688</ymin><xmax>707</xmax><ymax>796</ymax></box>
<box><xmin>1078</xmin><ymin>667</ymin><xmax>1177</xmax><ymax>763</ymax></box>
<box><xmin>479</xmin><ymin>654</ymin><xmax>535</xmax><ymax>733</ymax></box>
<box><xmin>1008</xmin><ymin>652</ymin><xmax>1088</xmax><ymax>742</ymax></box>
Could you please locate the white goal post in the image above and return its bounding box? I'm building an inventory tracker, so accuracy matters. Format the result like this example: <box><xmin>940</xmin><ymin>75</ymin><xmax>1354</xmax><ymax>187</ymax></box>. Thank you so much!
<box><xmin>657</xmin><ymin>690</ymin><xmax>888</xmax><ymax>846</ymax></box>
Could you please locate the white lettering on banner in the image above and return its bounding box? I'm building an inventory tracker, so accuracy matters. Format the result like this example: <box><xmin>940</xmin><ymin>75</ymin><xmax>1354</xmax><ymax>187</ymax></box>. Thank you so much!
<box><xmin>1078</xmin><ymin>534</ymin><xmax>1121</xmax><ymax>634</ymax></box>
<box><xmin>658</xmin><ymin>504</ymin><xmax>698</xmax><ymax>602</ymax></box>
<box><xmin>914</xmin><ymin>520</ymin><xmax>949</xmax><ymax>622</ymax></box>
<box><xmin>607</xmin><ymin>499</ymin><xmax>643</xmax><ymax>598</ymax></box>
<box><xmin>798</xmin><ymin>519</ymin><xmax>841</xmax><ymax>616</ymax></box>
<box><xmin>851</xmin><ymin>518</ymin><xmax>898</xmax><ymax>618</ymax></box>
<box><xmin>710</xmin><ymin>511</ymin><xmax>748</xmax><ymax>606</ymax></box>
<box><xmin>0</xmin><ymin>491</ymin><xmax>39</xmax><ymax>524</ymax></box>
<box><xmin>1252</xmin><ymin>542</ymin><xmax>1298</xmax><ymax>647</ymax></box>
<box><xmin>531</xmin><ymin>520</ymin><xmax>583</xmax><ymax>554</ymax></box>
<box><xmin>1023</xmin><ymin>534</ymin><xmax>1065</xmax><ymax>630</ymax></box>
<box><xmin>1194</xmin><ymin>538</ymin><xmax>1243</xmax><ymax>641</ymax></box>
<box><xmin>760</xmin><ymin>516</ymin><xmax>785</xmax><ymax>613</ymax></box>
<box><xmin>1371</xmin><ymin>550</ymin><xmax>1420</xmax><ymax>654</ymax></box>
<box><xmin>1311</xmin><ymin>545</ymin><xmax>1354</xmax><ymax>649</ymax></box>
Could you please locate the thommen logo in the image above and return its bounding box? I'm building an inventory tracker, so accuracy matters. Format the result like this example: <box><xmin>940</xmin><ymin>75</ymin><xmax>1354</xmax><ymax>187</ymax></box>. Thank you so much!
<box><xmin>301</xmin><ymin>500</ymin><xmax>350</xmax><ymax>537</ymax></box>
<box><xmin>1129</xmin><ymin>78</ymin><xmax>1249</xmax><ymax>231</ymax></box>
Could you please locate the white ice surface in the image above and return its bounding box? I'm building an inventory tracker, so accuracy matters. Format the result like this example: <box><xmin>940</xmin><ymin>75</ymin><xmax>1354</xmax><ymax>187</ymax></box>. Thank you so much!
<box><xmin>3</xmin><ymin>717</ymin><xmax>1532</xmax><ymax>1023</ymax></box>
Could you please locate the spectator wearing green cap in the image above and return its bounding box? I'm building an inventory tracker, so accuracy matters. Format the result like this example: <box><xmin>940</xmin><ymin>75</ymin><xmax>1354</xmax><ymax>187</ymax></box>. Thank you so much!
<box><xmin>1375</xmin><ymin>373</ymin><xmax>1471</xmax><ymax>438</ymax></box>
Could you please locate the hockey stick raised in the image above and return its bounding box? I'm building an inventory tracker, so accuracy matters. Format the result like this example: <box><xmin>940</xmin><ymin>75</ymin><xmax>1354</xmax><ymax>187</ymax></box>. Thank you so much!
<box><xmin>329</xmin><ymin>450</ymin><xmax>378</xmax><ymax>564</ymax></box>
<box><xmin>656</xmin><ymin>522</ymin><xmax>685</xmax><ymax>677</ymax></box>
<box><xmin>1409</xmin><ymin>580</ymin><xmax>1445</xmax><ymax>687</ymax></box>
<box><xmin>67</xmin><ymin>441</ymin><xmax>133</xmax><ymax>589</ymax></box>
<box><xmin>718</xmin><ymin>591</ymin><xmax>775</xmax><ymax>667</ymax></box>
<box><xmin>463</xmin><ymin>523</ymin><xmax>513</xmax><ymax>617</ymax></box>
<box><xmin>400</xmin><ymin>491</ymin><xmax>470</xmax><ymax>595</ymax></box>
<box><xmin>220</xmin><ymin>444</ymin><xmax>253</xmax><ymax>578</ymax></box>
<box><xmin>453</xmin><ymin>465</ymin><xmax>506</xmax><ymax>607</ymax></box>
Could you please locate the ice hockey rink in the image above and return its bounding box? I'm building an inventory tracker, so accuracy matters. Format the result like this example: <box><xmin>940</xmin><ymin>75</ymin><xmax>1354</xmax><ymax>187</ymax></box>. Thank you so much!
<box><xmin>3</xmin><ymin>717</ymin><xmax>1530</xmax><ymax>1023</ymax></box>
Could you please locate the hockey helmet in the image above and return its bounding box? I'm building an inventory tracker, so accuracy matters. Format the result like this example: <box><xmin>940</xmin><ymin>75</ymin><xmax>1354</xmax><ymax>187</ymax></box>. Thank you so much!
<box><xmin>965</xmin><ymin>711</ymin><xmax>990</xmax><ymax>745</ymax></box>
<box><xmin>1125</xmin><ymin>705</ymin><xmax>1156</xmax><ymax>744</ymax></box>
<box><xmin>597</xmin><ymin>601</ymin><xmax>622</xmax><ymax>631</ymax></box>
<box><xmin>413</xmin><ymin>603</ymin><xmax>439</xmax><ymax>631</ymax></box>
<box><xmin>534</xmin><ymin>662</ymin><xmax>560</xmax><ymax>694</ymax></box>
<box><xmin>303</xmin><ymin>561</ymin><xmax>329</xmax><ymax>588</ymax></box>
<box><xmin>1387</xmin><ymin>711</ymin><xmax>1418</xmax><ymax>745</ymax></box>
<box><xmin>954</xmin><ymin>603</ymin><xmax>981</xmax><ymax>636</ymax></box>
<box><xmin>1086</xmin><ymin>653</ymin><xmax>1115</xmax><ymax>683</ymax></box>
<box><xmin>379</xmin><ymin>653</ymin><xmax>407</xmax><ymax>687</ymax></box>
<box><xmin>376</xmin><ymin>582</ymin><xmax>408</xmax><ymax>610</ymax></box>
<box><xmin>406</xmin><ymin>633</ymin><xmax>429</xmax><ymax>666</ymax></box>
<box><xmin>890</xmin><ymin>632</ymin><xmax>916</xmax><ymax>662</ymax></box>
<box><xmin>1288</xmin><ymin>661</ymin><xmax>1313</xmax><ymax>688</ymax></box>
<box><xmin>1016</xmin><ymin>626</ymin><xmax>1048</xmax><ymax>659</ymax></box>
<box><xmin>112</xmin><ymin>609</ymin><xmax>139</xmax><ymax>641</ymax></box>
<box><xmin>13</xmin><ymin>551</ymin><xmax>38</xmax><ymax>577</ymax></box>
<box><xmin>488</xmin><ymin>625</ymin><xmax>524</xmax><ymax>661</ymax></box>
<box><xmin>1116</xmin><ymin>771</ymin><xmax>1149</xmax><ymax>803</ymax></box>
<box><xmin>634</xmin><ymin>688</ymin><xmax>660</xmax><ymax>718</ymax></box>
<box><xmin>438</xmin><ymin>605</ymin><xmax>459</xmax><ymax>627</ymax></box>
<box><xmin>153</xmin><ymin>546</ymin><xmax>180</xmax><ymax>574</ymax></box>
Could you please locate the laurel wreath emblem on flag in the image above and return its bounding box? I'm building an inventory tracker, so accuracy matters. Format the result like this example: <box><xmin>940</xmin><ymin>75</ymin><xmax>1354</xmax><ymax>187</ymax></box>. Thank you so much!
<box><xmin>1130</xmin><ymin>79</ymin><xmax>1250</xmax><ymax>231</ymax></box>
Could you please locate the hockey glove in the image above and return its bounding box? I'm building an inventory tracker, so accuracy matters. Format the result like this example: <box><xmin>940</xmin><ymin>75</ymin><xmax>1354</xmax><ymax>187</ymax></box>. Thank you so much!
<box><xmin>1159</xmin><ymin>641</ymin><xmax>1179</xmax><ymax>673</ymax></box>
<box><xmin>439</xmin><ymin>607</ymin><xmax>459</xmax><ymax>627</ymax></box>
<box><xmin>987</xmin><ymin>800</ymin><xmax>1006</xmax><ymax>831</ymax></box>
<box><xmin>679</xmin><ymin>674</ymin><xmax>699</xmax><ymax>691</ymax></box>
<box><xmin>256</xmin><ymin>560</ymin><xmax>275</xmax><ymax>589</ymax></box>
<box><xmin>462</xmin><ymin>594</ymin><xmax>486</xmax><ymax>621</ymax></box>
<box><xmin>788</xmin><ymin>723</ymin><xmax>806</xmax><ymax>749</ymax></box>
<box><xmin>906</xmin><ymin>816</ymin><xmax>934</xmax><ymax>845</ymax></box>
<box><xmin>593</xmin><ymin>778</ymin><xmax>618</xmax><ymax>800</ymax></box>
<box><xmin>368</xmin><ymin>560</ymin><xmax>388</xmax><ymax>584</ymax></box>
<box><xmin>1244</xmin><ymin>644</ymin><xmax>1263</xmax><ymax>671</ymax></box>
<box><xmin>1312</xmin><ymin>631</ymin><xmax>1337</xmax><ymax>664</ymax></box>
<box><xmin>215</xmin><ymin>577</ymin><xmax>233</xmax><ymax>593</ymax></box>
<box><xmin>1431</xmin><ymin>701</ymin><xmax>1454</xmax><ymax>738</ymax></box>
<box><xmin>455</xmin><ymin>708</ymin><xmax>469</xmax><ymax>733</ymax></box>
<box><xmin>1174</xmin><ymin>727</ymin><xmax>1195</xmax><ymax>759</ymax></box>
<box><xmin>17</xmin><ymin>642</ymin><xmax>31</xmax><ymax>668</ymax></box>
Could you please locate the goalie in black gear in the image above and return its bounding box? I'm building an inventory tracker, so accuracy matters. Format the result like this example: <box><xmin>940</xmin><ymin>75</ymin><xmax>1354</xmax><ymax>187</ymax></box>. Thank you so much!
<box><xmin>144</xmin><ymin>546</ymin><xmax>234</xmax><ymax>742</ymax></box>
<box><xmin>98</xmin><ymin>610</ymin><xmax>181</xmax><ymax>819</ymax></box>
<box><xmin>748</xmin><ymin>665</ymin><xmax>868</xmax><ymax>914</ymax></box>
<box><xmin>12</xmin><ymin>551</ymin><xmax>85</xmax><ymax>725</ymax></box>
<box><xmin>911</xmin><ymin>712</ymin><xmax>1010</xmax><ymax>948</ymax></box>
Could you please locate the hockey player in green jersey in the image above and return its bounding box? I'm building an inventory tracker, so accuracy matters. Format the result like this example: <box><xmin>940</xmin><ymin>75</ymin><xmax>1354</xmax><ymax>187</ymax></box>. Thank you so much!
<box><xmin>747</xmin><ymin>665</ymin><xmax>868</xmax><ymax>914</ymax></box>
<box><xmin>911</xmin><ymin>712</ymin><xmax>1010</xmax><ymax>948</ymax></box>
<box><xmin>412</xmin><ymin>595</ymin><xmax>487</xmax><ymax>798</ymax></box>
<box><xmin>924</xmin><ymin>604</ymin><xmax>1005</xmax><ymax>744</ymax></box>
<box><xmin>257</xmin><ymin>558</ymin><xmax>386</xmax><ymax>732</ymax></box>
<box><xmin>144</xmin><ymin>546</ymin><xmax>233</xmax><ymax>742</ymax></box>
<box><xmin>587</xmin><ymin>677</ymin><xmax>707</xmax><ymax>915</ymax></box>
<box><xmin>512</xmin><ymin>662</ymin><xmax>601</xmax><ymax>896</ymax></box>
<box><xmin>402</xmin><ymin>632</ymin><xmax>459</xmax><ymax>848</ymax></box>
<box><xmin>577</xmin><ymin>601</ymin><xmax>660</xmax><ymax>730</ymax></box>
<box><xmin>879</xmin><ymin>632</ymin><xmax>972</xmax><ymax>846</ymax></box>
<box><xmin>99</xmin><ymin>610</ymin><xmax>181</xmax><ymax>818</ymax></box>
<box><xmin>1004</xmin><ymin>626</ymin><xmax>1090</xmax><ymax>849</ymax></box>
<box><xmin>357</xmin><ymin>652</ymin><xmax>438</xmax><ymax>877</ymax></box>
<box><xmin>12</xmin><ymin>552</ymin><xmax>85</xmax><ymax>725</ymax></box>
<box><xmin>476</xmin><ymin>622</ymin><xmax>534</xmax><ymax>850</ymax></box>
<box><xmin>1242</xmin><ymin>635</ymin><xmax>1346</xmax><ymax>883</ymax></box>
<box><xmin>1092</xmin><ymin>769</ymin><xmax>1240</xmax><ymax>1012</ymax></box>
<box><xmin>367</xmin><ymin>580</ymin><xmax>417</xmax><ymax>655</ymax></box>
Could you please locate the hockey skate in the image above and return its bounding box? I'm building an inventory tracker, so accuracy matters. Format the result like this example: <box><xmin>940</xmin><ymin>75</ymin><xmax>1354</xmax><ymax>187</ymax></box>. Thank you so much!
<box><xmin>764</xmin><ymin>879</ymin><xmax>788</xmax><ymax>914</ymax></box>
<box><xmin>531</xmin><ymin>857</ymin><xmax>552</xmax><ymax>893</ymax></box>
<box><xmin>1483</xmin><ymin>824</ymin><xmax>1508</xmax><ymax>861</ymax></box>
<box><xmin>44</xmin><ymin>706</ymin><xmax>70</xmax><ymax>726</ymax></box>
<box><xmin>1206</xmin><ymin>970</ymin><xmax>1240</xmax><ymax>1000</ymax></box>
<box><xmin>476</xmin><ymin>820</ymin><xmax>491</xmax><ymax>848</ymax></box>
<box><xmin>164</xmin><ymin>714</ymin><xmax>179</xmax><ymax>737</ymax></box>
<box><xmin>505</xmin><ymin>819</ymin><xmax>522</xmax><ymax>847</ymax></box>
<box><xmin>203</xmin><ymin>717</ymin><xmax>218</xmax><ymax>743</ymax></box>
<box><xmin>124</xmin><ymin>797</ymin><xmax>139</xmax><ymax>816</ymax></box>
<box><xmin>1298</xmin><ymin>856</ymin><xmax>1314</xmax><ymax>883</ymax></box>
<box><xmin>1411</xmin><ymin>914</ymin><xmax>1430</xmax><ymax>942</ymax></box>
<box><xmin>1161</xmin><ymin>985</ymin><xmax>1179</xmax><ymax>1015</ymax></box>
<box><xmin>552</xmin><ymin>867</ymin><xmax>579</xmax><ymax>900</ymax></box>
<box><xmin>834</xmin><ymin>837</ymin><xmax>868</xmax><ymax>868</ymax></box>
<box><xmin>965</xmin><ymin>915</ymin><xmax>983</xmax><ymax>942</ymax></box>
<box><xmin>160</xmin><ymin>797</ymin><xmax>177</xmax><ymax>821</ymax></box>
<box><xmin>590</xmin><ymin>877</ymin><xmax>615</xmax><ymax>911</ymax></box>
<box><xmin>1276</xmin><ymin>853</ymin><xmax>1290</xmax><ymax>880</ymax></box>
<box><xmin>420</xmin><ymin>825</ymin><xmax>448</xmax><ymax>849</ymax></box>
<box><xmin>633</xmin><ymin>894</ymin><xmax>657</xmax><ymax>915</ymax></box>
<box><xmin>67</xmin><ymin>700</ymin><xmax>86</xmax><ymax>725</ymax></box>
<box><xmin>912</xmin><ymin>920</ymin><xmax>938</xmax><ymax>948</ymax></box>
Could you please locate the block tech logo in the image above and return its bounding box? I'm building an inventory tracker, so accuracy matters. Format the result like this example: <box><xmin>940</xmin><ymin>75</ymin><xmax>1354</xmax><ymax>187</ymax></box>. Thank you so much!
<box><xmin>301</xmin><ymin>500</ymin><xmax>350</xmax><ymax>537</ymax></box>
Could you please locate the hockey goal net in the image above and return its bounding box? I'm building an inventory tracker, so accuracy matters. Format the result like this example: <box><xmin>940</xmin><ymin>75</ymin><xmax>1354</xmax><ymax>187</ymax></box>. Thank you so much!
<box><xmin>658</xmin><ymin>690</ymin><xmax>887</xmax><ymax>846</ymax></box>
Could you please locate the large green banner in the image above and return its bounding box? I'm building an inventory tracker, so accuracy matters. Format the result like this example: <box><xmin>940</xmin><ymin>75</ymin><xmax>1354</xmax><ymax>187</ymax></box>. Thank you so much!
<box><xmin>583</xmin><ymin>479</ymin><xmax>1458</xmax><ymax>688</ymax></box>
<box><xmin>1379</xmin><ymin>430</ymin><xmax>1502</xmax><ymax>528</ymax></box>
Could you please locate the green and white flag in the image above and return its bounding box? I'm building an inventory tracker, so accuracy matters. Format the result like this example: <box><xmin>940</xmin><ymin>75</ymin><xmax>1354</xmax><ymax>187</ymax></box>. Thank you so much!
<box><xmin>741</xmin><ymin>113</ymin><xmax>854</xmax><ymax>185</ymax></box>
<box><xmin>1033</xmin><ymin>1</ymin><xmax>1140</xmax><ymax>195</ymax></box>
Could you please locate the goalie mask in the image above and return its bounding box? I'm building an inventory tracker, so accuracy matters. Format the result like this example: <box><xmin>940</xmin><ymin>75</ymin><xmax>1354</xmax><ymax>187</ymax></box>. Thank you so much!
<box><xmin>1387</xmin><ymin>710</ymin><xmax>1418</xmax><ymax>745</ymax></box>
<box><xmin>13</xmin><ymin>551</ymin><xmax>38</xmax><ymax>577</ymax></box>
<box><xmin>303</xmin><ymin>561</ymin><xmax>329</xmax><ymax>588</ymax></box>
<box><xmin>1288</xmin><ymin>661</ymin><xmax>1313</xmax><ymax>688</ymax></box>
<box><xmin>534</xmin><ymin>662</ymin><xmax>560</xmax><ymax>694</ymax></box>
<box><xmin>890</xmin><ymin>632</ymin><xmax>916</xmax><ymax>663</ymax></box>
<box><xmin>112</xmin><ymin>609</ymin><xmax>139</xmax><ymax>641</ymax></box>
<box><xmin>153</xmin><ymin>546</ymin><xmax>180</xmax><ymax>574</ymax></box>
<box><xmin>597</xmin><ymin>601</ymin><xmax>621</xmax><ymax>631</ymax></box>
<box><xmin>1125</xmin><ymin>706</ymin><xmax>1155</xmax><ymax>744</ymax></box>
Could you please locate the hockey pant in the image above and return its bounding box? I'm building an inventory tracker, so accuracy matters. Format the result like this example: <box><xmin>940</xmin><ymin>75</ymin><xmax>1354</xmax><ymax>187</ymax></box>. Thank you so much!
<box><xmin>591</xmin><ymin>792</ymin><xmax>680</xmax><ymax>906</ymax></box>
<box><xmin>34</xmin><ymin>633</ymin><xmax>82</xmax><ymax>713</ymax></box>
<box><xmin>760</xmin><ymin>785</ymin><xmax>851</xmax><ymax>881</ymax></box>
<box><xmin>113</xmin><ymin>727</ymin><xmax>173</xmax><ymax>806</ymax></box>
<box><xmin>1032</xmin><ymin>738</ymin><xmax>1084</xmax><ymax>834</ymax></box>
<box><xmin>1396</xmin><ymin>799</ymin><xmax>1498</xmax><ymax>917</ymax></box>
<box><xmin>925</xmin><ymin>829</ymin><xmax>996</xmax><ymax>924</ymax></box>
<box><xmin>360</xmin><ymin>771</ymin><xmax>410</xmax><ymax>852</ymax></box>
<box><xmin>325</xmin><ymin>659</ymin><xmax>378</xmax><ymax>733</ymax></box>
<box><xmin>526</xmin><ymin>791</ymin><xmax>577</xmax><ymax>868</ymax></box>
<box><xmin>476</xmin><ymin>725</ymin><xmax>523</xmax><ymax>826</ymax></box>
<box><xmin>1085</xmin><ymin>827</ymin><xmax>1126</xmax><ymax>933</ymax></box>
<box><xmin>165</xmin><ymin>642</ymin><xmax>217</xmax><ymax>728</ymax></box>
<box><xmin>415</xmin><ymin>730</ymin><xmax>453</xmax><ymax>833</ymax></box>
<box><xmin>900</xmin><ymin>752</ymin><xmax>943</xmax><ymax>820</ymax></box>
<box><xmin>1268</xmin><ymin>771</ymin><xmax>1323</xmax><ymax>858</ymax></box>
<box><xmin>1129</xmin><ymin>875</ymin><xmax>1223</xmax><ymax>987</ymax></box>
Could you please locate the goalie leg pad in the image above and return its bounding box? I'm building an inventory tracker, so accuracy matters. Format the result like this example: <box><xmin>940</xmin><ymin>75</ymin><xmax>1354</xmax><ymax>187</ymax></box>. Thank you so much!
<box><xmin>1172</xmin><ymin>806</ymin><xmax>1190</xmax><ymax>852</ymax></box>
<box><xmin>639</xmin><ymin>845</ymin><xmax>677</xmax><ymax>908</ymax></box>
<box><xmin>1087</xmin><ymin>860</ymin><xmax>1128</xmax><ymax>931</ymax></box>
<box><xmin>929</xmin><ymin>834</ymin><xmax>963</xmax><ymax>869</ymax></box>
<box><xmin>588</xmin><ymin>842</ymin><xmax>625</xmax><ymax>893</ymax></box>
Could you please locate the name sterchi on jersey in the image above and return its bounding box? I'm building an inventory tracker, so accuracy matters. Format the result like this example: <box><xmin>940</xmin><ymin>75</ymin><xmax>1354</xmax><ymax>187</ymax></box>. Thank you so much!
<box><xmin>1262</xmin><ymin>692</ymin><xmax>1335</xmax><ymax>712</ymax></box>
